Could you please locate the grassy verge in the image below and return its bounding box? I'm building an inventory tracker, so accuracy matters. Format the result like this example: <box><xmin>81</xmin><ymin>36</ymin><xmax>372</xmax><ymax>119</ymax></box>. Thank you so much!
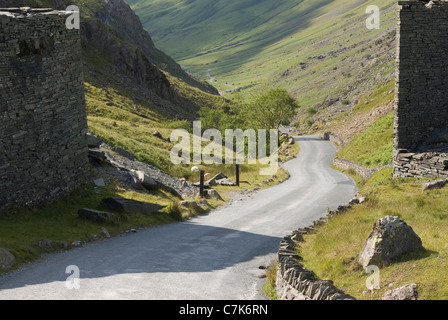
<box><xmin>263</xmin><ymin>262</ymin><xmax>279</xmax><ymax>300</ymax></box>
<box><xmin>297</xmin><ymin>168</ymin><xmax>448</xmax><ymax>300</ymax></box>
<box><xmin>0</xmin><ymin>162</ymin><xmax>291</xmax><ymax>276</ymax></box>
<box><xmin>336</xmin><ymin>112</ymin><xmax>394</xmax><ymax>168</ymax></box>
<box><xmin>0</xmin><ymin>172</ymin><xmax>180</xmax><ymax>276</ymax></box>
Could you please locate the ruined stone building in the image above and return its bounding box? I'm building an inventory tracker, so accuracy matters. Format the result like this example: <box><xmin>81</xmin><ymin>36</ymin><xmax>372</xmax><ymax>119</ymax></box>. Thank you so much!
<box><xmin>0</xmin><ymin>8</ymin><xmax>89</xmax><ymax>211</ymax></box>
<box><xmin>394</xmin><ymin>1</ymin><xmax>448</xmax><ymax>177</ymax></box>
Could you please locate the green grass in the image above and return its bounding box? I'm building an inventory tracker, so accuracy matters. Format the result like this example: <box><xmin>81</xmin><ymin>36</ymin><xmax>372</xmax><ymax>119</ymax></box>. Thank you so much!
<box><xmin>263</xmin><ymin>262</ymin><xmax>279</xmax><ymax>300</ymax></box>
<box><xmin>297</xmin><ymin>168</ymin><xmax>448</xmax><ymax>300</ymax></box>
<box><xmin>336</xmin><ymin>112</ymin><xmax>394</xmax><ymax>167</ymax></box>
<box><xmin>127</xmin><ymin>0</ymin><xmax>397</xmax><ymax>109</ymax></box>
<box><xmin>0</xmin><ymin>173</ymin><xmax>181</xmax><ymax>275</ymax></box>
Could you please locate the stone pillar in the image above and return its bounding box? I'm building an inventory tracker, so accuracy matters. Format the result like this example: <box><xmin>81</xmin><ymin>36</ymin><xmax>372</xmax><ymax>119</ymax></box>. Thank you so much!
<box><xmin>394</xmin><ymin>1</ymin><xmax>448</xmax><ymax>177</ymax></box>
<box><xmin>0</xmin><ymin>8</ymin><xmax>89</xmax><ymax>211</ymax></box>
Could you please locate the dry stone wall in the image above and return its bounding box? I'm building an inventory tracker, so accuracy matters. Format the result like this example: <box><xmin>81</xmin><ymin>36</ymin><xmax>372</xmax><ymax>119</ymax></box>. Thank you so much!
<box><xmin>394</xmin><ymin>1</ymin><xmax>448</xmax><ymax>177</ymax></box>
<box><xmin>276</xmin><ymin>226</ymin><xmax>355</xmax><ymax>300</ymax></box>
<box><xmin>0</xmin><ymin>8</ymin><xmax>89</xmax><ymax>211</ymax></box>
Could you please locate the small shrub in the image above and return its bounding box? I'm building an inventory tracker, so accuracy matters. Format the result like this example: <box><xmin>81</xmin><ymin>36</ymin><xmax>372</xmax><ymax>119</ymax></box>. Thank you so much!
<box><xmin>167</xmin><ymin>202</ymin><xmax>183</xmax><ymax>221</ymax></box>
<box><xmin>307</xmin><ymin>107</ymin><xmax>318</xmax><ymax>115</ymax></box>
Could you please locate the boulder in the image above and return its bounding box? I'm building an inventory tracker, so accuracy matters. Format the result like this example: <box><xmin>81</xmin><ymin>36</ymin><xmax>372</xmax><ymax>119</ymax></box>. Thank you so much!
<box><xmin>288</xmin><ymin>137</ymin><xmax>296</xmax><ymax>145</ymax></box>
<box><xmin>100</xmin><ymin>227</ymin><xmax>111</xmax><ymax>238</ymax></box>
<box><xmin>180</xmin><ymin>178</ymin><xmax>189</xmax><ymax>188</ymax></box>
<box><xmin>134</xmin><ymin>171</ymin><xmax>158</xmax><ymax>190</ymax></box>
<box><xmin>78</xmin><ymin>208</ymin><xmax>118</xmax><ymax>223</ymax></box>
<box><xmin>211</xmin><ymin>172</ymin><xmax>227</xmax><ymax>180</ymax></box>
<box><xmin>101</xmin><ymin>197</ymin><xmax>166</xmax><ymax>215</ymax></box>
<box><xmin>198</xmin><ymin>199</ymin><xmax>213</xmax><ymax>209</ymax></box>
<box><xmin>88</xmin><ymin>149</ymin><xmax>107</xmax><ymax>164</ymax></box>
<box><xmin>358</xmin><ymin>216</ymin><xmax>424</xmax><ymax>268</ymax></box>
<box><xmin>86</xmin><ymin>133</ymin><xmax>104</xmax><ymax>148</ymax></box>
<box><xmin>382</xmin><ymin>283</ymin><xmax>418</xmax><ymax>300</ymax></box>
<box><xmin>60</xmin><ymin>241</ymin><xmax>69</xmax><ymax>250</ymax></box>
<box><xmin>37</xmin><ymin>239</ymin><xmax>53</xmax><ymax>251</ymax></box>
<box><xmin>216</xmin><ymin>177</ymin><xmax>237</xmax><ymax>186</ymax></box>
<box><xmin>0</xmin><ymin>248</ymin><xmax>16</xmax><ymax>270</ymax></box>
<box><xmin>204</xmin><ymin>189</ymin><xmax>224</xmax><ymax>201</ymax></box>
<box><xmin>422</xmin><ymin>179</ymin><xmax>448</xmax><ymax>191</ymax></box>
<box><xmin>178</xmin><ymin>200</ymin><xmax>201</xmax><ymax>211</ymax></box>
<box><xmin>71</xmin><ymin>240</ymin><xmax>83</xmax><ymax>247</ymax></box>
<box><xmin>205</xmin><ymin>172</ymin><xmax>227</xmax><ymax>186</ymax></box>
<box><xmin>93</xmin><ymin>178</ymin><xmax>106</xmax><ymax>187</ymax></box>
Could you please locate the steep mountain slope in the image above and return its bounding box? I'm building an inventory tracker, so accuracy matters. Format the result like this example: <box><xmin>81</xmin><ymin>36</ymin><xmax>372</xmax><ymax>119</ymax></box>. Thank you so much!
<box><xmin>127</xmin><ymin>0</ymin><xmax>397</xmax><ymax>114</ymax></box>
<box><xmin>0</xmin><ymin>0</ymin><xmax>227</xmax><ymax>176</ymax></box>
<box><xmin>0</xmin><ymin>0</ymin><xmax>221</xmax><ymax>118</ymax></box>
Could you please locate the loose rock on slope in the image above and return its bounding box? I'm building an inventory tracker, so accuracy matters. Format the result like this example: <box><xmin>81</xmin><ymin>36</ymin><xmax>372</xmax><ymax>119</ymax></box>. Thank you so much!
<box><xmin>358</xmin><ymin>216</ymin><xmax>424</xmax><ymax>268</ymax></box>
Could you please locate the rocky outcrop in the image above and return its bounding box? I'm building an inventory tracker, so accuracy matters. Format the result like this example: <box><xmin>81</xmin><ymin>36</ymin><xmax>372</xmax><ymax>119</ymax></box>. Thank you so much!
<box><xmin>80</xmin><ymin>18</ymin><xmax>174</xmax><ymax>101</ymax></box>
<box><xmin>4</xmin><ymin>0</ymin><xmax>220</xmax><ymax>120</ymax></box>
<box><xmin>97</xmin><ymin>0</ymin><xmax>218</xmax><ymax>96</ymax></box>
<box><xmin>96</xmin><ymin>0</ymin><xmax>158</xmax><ymax>63</ymax></box>
<box><xmin>358</xmin><ymin>216</ymin><xmax>425</xmax><ymax>268</ymax></box>
<box><xmin>88</xmin><ymin>141</ymin><xmax>200</xmax><ymax>199</ymax></box>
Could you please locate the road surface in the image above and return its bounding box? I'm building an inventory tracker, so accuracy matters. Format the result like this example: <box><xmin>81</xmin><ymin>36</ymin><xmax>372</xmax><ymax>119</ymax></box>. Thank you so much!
<box><xmin>0</xmin><ymin>136</ymin><xmax>357</xmax><ymax>300</ymax></box>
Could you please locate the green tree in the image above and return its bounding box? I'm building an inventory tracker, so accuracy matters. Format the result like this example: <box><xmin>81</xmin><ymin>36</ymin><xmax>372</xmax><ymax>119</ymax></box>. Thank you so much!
<box><xmin>247</xmin><ymin>88</ymin><xmax>300</xmax><ymax>130</ymax></box>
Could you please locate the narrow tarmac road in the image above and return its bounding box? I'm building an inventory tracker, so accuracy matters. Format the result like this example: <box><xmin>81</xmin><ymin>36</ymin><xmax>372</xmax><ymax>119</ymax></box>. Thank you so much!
<box><xmin>0</xmin><ymin>136</ymin><xmax>357</xmax><ymax>300</ymax></box>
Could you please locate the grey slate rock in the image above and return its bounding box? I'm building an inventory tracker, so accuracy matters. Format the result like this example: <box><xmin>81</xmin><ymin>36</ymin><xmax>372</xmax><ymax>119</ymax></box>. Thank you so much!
<box><xmin>86</xmin><ymin>133</ymin><xmax>104</xmax><ymax>148</ymax></box>
<box><xmin>37</xmin><ymin>239</ymin><xmax>53</xmax><ymax>251</ymax></box>
<box><xmin>78</xmin><ymin>208</ymin><xmax>118</xmax><ymax>223</ymax></box>
<box><xmin>134</xmin><ymin>170</ymin><xmax>158</xmax><ymax>190</ymax></box>
<box><xmin>358</xmin><ymin>216</ymin><xmax>424</xmax><ymax>268</ymax></box>
<box><xmin>0</xmin><ymin>248</ymin><xmax>16</xmax><ymax>270</ymax></box>
<box><xmin>112</xmin><ymin>147</ymin><xmax>136</xmax><ymax>161</ymax></box>
<box><xmin>101</xmin><ymin>197</ymin><xmax>166</xmax><ymax>215</ymax></box>
<box><xmin>382</xmin><ymin>283</ymin><xmax>418</xmax><ymax>300</ymax></box>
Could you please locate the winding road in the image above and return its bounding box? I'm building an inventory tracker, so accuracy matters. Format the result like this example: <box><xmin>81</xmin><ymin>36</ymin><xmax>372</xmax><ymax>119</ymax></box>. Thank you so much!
<box><xmin>0</xmin><ymin>136</ymin><xmax>357</xmax><ymax>300</ymax></box>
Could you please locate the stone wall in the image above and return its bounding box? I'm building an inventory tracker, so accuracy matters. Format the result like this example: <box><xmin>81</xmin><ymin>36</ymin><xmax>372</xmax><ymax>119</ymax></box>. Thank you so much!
<box><xmin>332</xmin><ymin>158</ymin><xmax>380</xmax><ymax>181</ymax></box>
<box><xmin>394</xmin><ymin>1</ymin><xmax>448</xmax><ymax>177</ymax></box>
<box><xmin>276</xmin><ymin>224</ymin><xmax>355</xmax><ymax>300</ymax></box>
<box><xmin>0</xmin><ymin>8</ymin><xmax>89</xmax><ymax>212</ymax></box>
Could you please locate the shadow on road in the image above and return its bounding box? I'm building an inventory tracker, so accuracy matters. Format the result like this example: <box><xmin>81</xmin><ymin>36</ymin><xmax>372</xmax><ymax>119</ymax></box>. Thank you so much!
<box><xmin>0</xmin><ymin>222</ymin><xmax>282</xmax><ymax>291</ymax></box>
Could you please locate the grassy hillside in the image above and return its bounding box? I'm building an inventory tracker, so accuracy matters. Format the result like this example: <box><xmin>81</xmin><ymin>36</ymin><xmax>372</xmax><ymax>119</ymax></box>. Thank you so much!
<box><xmin>296</xmin><ymin>168</ymin><xmax>448</xmax><ymax>300</ymax></box>
<box><xmin>127</xmin><ymin>0</ymin><xmax>397</xmax><ymax>110</ymax></box>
